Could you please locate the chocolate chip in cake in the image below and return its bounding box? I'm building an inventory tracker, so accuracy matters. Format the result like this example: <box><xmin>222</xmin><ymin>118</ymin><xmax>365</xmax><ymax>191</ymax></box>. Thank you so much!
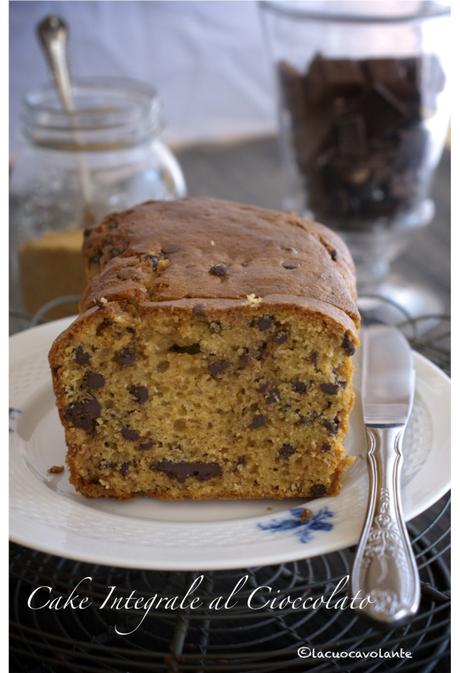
<box><xmin>309</xmin><ymin>351</ymin><xmax>318</xmax><ymax>367</ymax></box>
<box><xmin>169</xmin><ymin>343</ymin><xmax>201</xmax><ymax>355</ymax></box>
<box><xmin>237</xmin><ymin>455</ymin><xmax>246</xmax><ymax>466</ymax></box>
<box><xmin>64</xmin><ymin>398</ymin><xmax>101</xmax><ymax>433</ymax></box>
<box><xmin>209</xmin><ymin>263</ymin><xmax>228</xmax><ymax>277</ymax></box>
<box><xmin>319</xmin><ymin>383</ymin><xmax>340</xmax><ymax>395</ymax></box>
<box><xmin>89</xmin><ymin>252</ymin><xmax>101</xmax><ymax>265</ymax></box>
<box><xmin>291</xmin><ymin>379</ymin><xmax>309</xmax><ymax>394</ymax></box>
<box><xmin>99</xmin><ymin>459</ymin><xmax>116</xmax><ymax>470</ymax></box>
<box><xmin>110</xmin><ymin>246</ymin><xmax>125</xmax><ymax>258</ymax></box>
<box><xmin>208</xmin><ymin>359</ymin><xmax>229</xmax><ymax>378</ymax></box>
<box><xmin>96</xmin><ymin>318</ymin><xmax>112</xmax><ymax>336</ymax></box>
<box><xmin>272</xmin><ymin>330</ymin><xmax>288</xmax><ymax>345</ymax></box>
<box><xmin>129</xmin><ymin>385</ymin><xmax>149</xmax><ymax>404</ymax></box>
<box><xmin>161</xmin><ymin>243</ymin><xmax>179</xmax><ymax>255</ymax></box>
<box><xmin>209</xmin><ymin>321</ymin><xmax>222</xmax><ymax>333</ymax></box>
<box><xmin>146</xmin><ymin>254</ymin><xmax>160</xmax><ymax>271</ymax></box>
<box><xmin>266</xmin><ymin>388</ymin><xmax>281</xmax><ymax>404</ymax></box>
<box><xmin>324</xmin><ymin>416</ymin><xmax>340</xmax><ymax>435</ymax></box>
<box><xmin>74</xmin><ymin>346</ymin><xmax>91</xmax><ymax>365</ymax></box>
<box><xmin>115</xmin><ymin>347</ymin><xmax>136</xmax><ymax>367</ymax></box>
<box><xmin>119</xmin><ymin>462</ymin><xmax>129</xmax><ymax>477</ymax></box>
<box><xmin>249</xmin><ymin>414</ymin><xmax>267</xmax><ymax>429</ymax></box>
<box><xmin>192</xmin><ymin>304</ymin><xmax>207</xmax><ymax>318</ymax></box>
<box><xmin>342</xmin><ymin>333</ymin><xmax>356</xmax><ymax>356</ymax></box>
<box><xmin>255</xmin><ymin>315</ymin><xmax>273</xmax><ymax>331</ymax></box>
<box><xmin>152</xmin><ymin>460</ymin><xmax>222</xmax><ymax>483</ymax></box>
<box><xmin>238</xmin><ymin>349</ymin><xmax>251</xmax><ymax>368</ymax></box>
<box><xmin>279</xmin><ymin>443</ymin><xmax>296</xmax><ymax>458</ymax></box>
<box><xmin>281</xmin><ymin>260</ymin><xmax>299</xmax><ymax>270</ymax></box>
<box><xmin>84</xmin><ymin>371</ymin><xmax>105</xmax><ymax>390</ymax></box>
<box><xmin>138</xmin><ymin>438</ymin><xmax>154</xmax><ymax>450</ymax></box>
<box><xmin>121</xmin><ymin>426</ymin><xmax>140</xmax><ymax>441</ymax></box>
<box><xmin>320</xmin><ymin>442</ymin><xmax>331</xmax><ymax>453</ymax></box>
<box><xmin>255</xmin><ymin>342</ymin><xmax>268</xmax><ymax>361</ymax></box>
<box><xmin>309</xmin><ymin>483</ymin><xmax>327</xmax><ymax>498</ymax></box>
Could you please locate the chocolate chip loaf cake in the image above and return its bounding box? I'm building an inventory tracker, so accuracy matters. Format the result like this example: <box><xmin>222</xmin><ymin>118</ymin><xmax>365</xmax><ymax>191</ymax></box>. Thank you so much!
<box><xmin>49</xmin><ymin>198</ymin><xmax>359</xmax><ymax>500</ymax></box>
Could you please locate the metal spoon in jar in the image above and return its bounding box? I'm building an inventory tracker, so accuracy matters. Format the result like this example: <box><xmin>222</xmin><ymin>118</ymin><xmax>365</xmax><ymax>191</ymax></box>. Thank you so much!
<box><xmin>37</xmin><ymin>15</ymin><xmax>94</xmax><ymax>227</ymax></box>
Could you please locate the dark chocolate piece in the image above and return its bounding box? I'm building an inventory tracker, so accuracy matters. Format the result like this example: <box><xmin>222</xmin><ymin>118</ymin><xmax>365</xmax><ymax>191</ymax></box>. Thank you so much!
<box><xmin>281</xmin><ymin>260</ymin><xmax>299</xmax><ymax>270</ymax></box>
<box><xmin>169</xmin><ymin>343</ymin><xmax>201</xmax><ymax>355</ymax></box>
<box><xmin>319</xmin><ymin>383</ymin><xmax>340</xmax><ymax>395</ymax></box>
<box><xmin>255</xmin><ymin>315</ymin><xmax>273</xmax><ymax>331</ymax></box>
<box><xmin>279</xmin><ymin>443</ymin><xmax>296</xmax><ymax>458</ymax></box>
<box><xmin>161</xmin><ymin>243</ymin><xmax>179</xmax><ymax>255</ymax></box>
<box><xmin>114</xmin><ymin>347</ymin><xmax>136</xmax><ymax>367</ymax></box>
<box><xmin>208</xmin><ymin>359</ymin><xmax>229</xmax><ymax>378</ymax></box>
<box><xmin>192</xmin><ymin>304</ymin><xmax>207</xmax><ymax>318</ymax></box>
<box><xmin>84</xmin><ymin>371</ymin><xmax>105</xmax><ymax>390</ymax></box>
<box><xmin>64</xmin><ymin>398</ymin><xmax>101</xmax><ymax>433</ymax></box>
<box><xmin>121</xmin><ymin>426</ymin><xmax>140</xmax><ymax>441</ymax></box>
<box><xmin>272</xmin><ymin>330</ymin><xmax>289</xmax><ymax>345</ymax></box>
<box><xmin>139</xmin><ymin>438</ymin><xmax>154</xmax><ymax>450</ymax></box>
<box><xmin>324</xmin><ymin>416</ymin><xmax>340</xmax><ymax>435</ymax></box>
<box><xmin>152</xmin><ymin>460</ymin><xmax>222</xmax><ymax>483</ymax></box>
<box><xmin>342</xmin><ymin>333</ymin><xmax>356</xmax><ymax>356</ymax></box>
<box><xmin>74</xmin><ymin>346</ymin><xmax>91</xmax><ymax>365</ymax></box>
<box><xmin>249</xmin><ymin>414</ymin><xmax>267</xmax><ymax>430</ymax></box>
<box><xmin>309</xmin><ymin>483</ymin><xmax>328</xmax><ymax>498</ymax></box>
<box><xmin>209</xmin><ymin>263</ymin><xmax>228</xmax><ymax>277</ymax></box>
<box><xmin>291</xmin><ymin>379</ymin><xmax>308</xmax><ymax>394</ymax></box>
<box><xmin>129</xmin><ymin>385</ymin><xmax>149</xmax><ymax>404</ymax></box>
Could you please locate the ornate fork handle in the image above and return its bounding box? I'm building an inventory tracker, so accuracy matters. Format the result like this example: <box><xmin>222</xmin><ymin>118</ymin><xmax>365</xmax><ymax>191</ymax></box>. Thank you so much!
<box><xmin>351</xmin><ymin>425</ymin><xmax>420</xmax><ymax>623</ymax></box>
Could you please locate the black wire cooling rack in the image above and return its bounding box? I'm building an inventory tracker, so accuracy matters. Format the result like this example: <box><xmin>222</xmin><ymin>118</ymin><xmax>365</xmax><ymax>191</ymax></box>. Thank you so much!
<box><xmin>9</xmin><ymin>297</ymin><xmax>451</xmax><ymax>673</ymax></box>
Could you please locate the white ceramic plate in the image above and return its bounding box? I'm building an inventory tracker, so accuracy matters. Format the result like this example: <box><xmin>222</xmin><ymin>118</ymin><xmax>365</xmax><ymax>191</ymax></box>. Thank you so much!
<box><xmin>10</xmin><ymin>318</ymin><xmax>450</xmax><ymax>570</ymax></box>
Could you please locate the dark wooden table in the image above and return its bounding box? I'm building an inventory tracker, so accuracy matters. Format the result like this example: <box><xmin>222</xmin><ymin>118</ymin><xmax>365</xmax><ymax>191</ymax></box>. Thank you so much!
<box><xmin>176</xmin><ymin>136</ymin><xmax>451</xmax><ymax>309</ymax></box>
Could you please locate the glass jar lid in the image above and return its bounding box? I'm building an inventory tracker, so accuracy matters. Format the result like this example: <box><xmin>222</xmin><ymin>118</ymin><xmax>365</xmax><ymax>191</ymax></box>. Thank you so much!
<box><xmin>22</xmin><ymin>77</ymin><xmax>162</xmax><ymax>151</ymax></box>
<box><xmin>260</xmin><ymin>1</ymin><xmax>450</xmax><ymax>24</ymax></box>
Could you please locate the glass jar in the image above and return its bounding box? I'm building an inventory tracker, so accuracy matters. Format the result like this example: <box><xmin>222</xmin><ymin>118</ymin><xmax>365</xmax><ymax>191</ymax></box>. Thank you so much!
<box><xmin>260</xmin><ymin>1</ymin><xmax>450</xmax><ymax>315</ymax></box>
<box><xmin>10</xmin><ymin>77</ymin><xmax>186</xmax><ymax>319</ymax></box>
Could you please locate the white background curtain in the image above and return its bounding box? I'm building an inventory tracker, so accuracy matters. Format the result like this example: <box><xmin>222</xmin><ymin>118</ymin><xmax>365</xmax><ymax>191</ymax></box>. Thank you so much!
<box><xmin>9</xmin><ymin>0</ymin><xmax>276</xmax><ymax>147</ymax></box>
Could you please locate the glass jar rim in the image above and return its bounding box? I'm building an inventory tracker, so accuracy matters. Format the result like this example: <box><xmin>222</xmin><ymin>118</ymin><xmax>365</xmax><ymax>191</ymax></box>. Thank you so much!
<box><xmin>259</xmin><ymin>0</ymin><xmax>450</xmax><ymax>24</ymax></box>
<box><xmin>22</xmin><ymin>76</ymin><xmax>162</xmax><ymax>150</ymax></box>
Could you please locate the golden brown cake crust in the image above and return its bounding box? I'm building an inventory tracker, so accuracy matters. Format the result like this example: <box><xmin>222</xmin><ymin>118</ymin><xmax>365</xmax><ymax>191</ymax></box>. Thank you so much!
<box><xmin>81</xmin><ymin>197</ymin><xmax>359</xmax><ymax>329</ymax></box>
